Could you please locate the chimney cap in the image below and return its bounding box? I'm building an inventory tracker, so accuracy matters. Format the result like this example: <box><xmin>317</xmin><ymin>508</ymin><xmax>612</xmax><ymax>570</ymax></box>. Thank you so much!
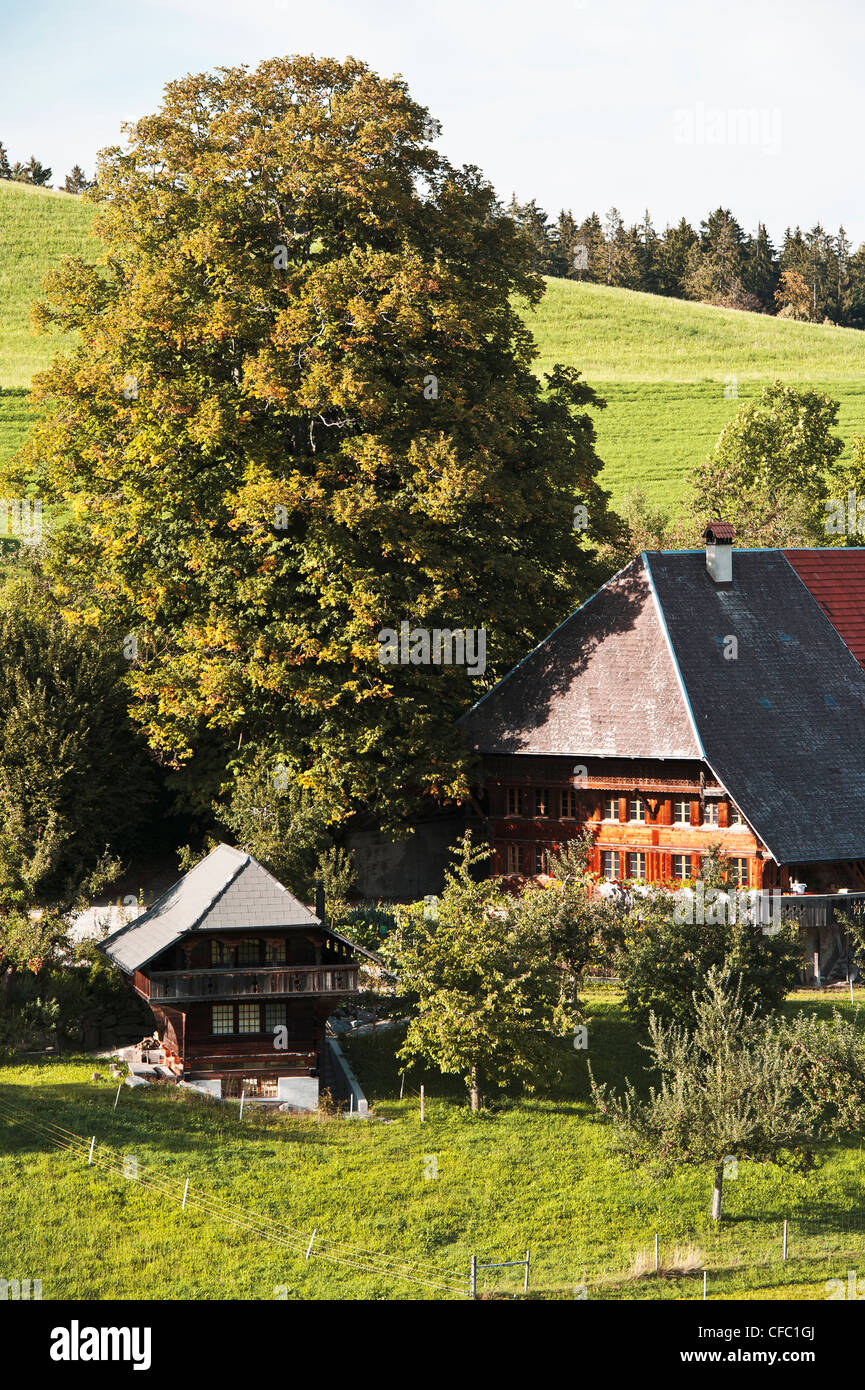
<box><xmin>703</xmin><ymin>521</ymin><xmax>736</xmax><ymax>543</ymax></box>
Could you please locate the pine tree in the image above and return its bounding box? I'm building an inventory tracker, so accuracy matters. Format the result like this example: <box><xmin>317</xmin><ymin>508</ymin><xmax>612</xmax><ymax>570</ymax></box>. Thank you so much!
<box><xmin>743</xmin><ymin>223</ymin><xmax>778</xmax><ymax>312</ymax></box>
<box><xmin>24</xmin><ymin>157</ymin><xmax>51</xmax><ymax>186</ymax></box>
<box><xmin>0</xmin><ymin>142</ymin><xmax>11</xmax><ymax>180</ymax></box>
<box><xmin>654</xmin><ymin>219</ymin><xmax>697</xmax><ymax>297</ymax></box>
<box><xmin>63</xmin><ymin>165</ymin><xmax>93</xmax><ymax>195</ymax></box>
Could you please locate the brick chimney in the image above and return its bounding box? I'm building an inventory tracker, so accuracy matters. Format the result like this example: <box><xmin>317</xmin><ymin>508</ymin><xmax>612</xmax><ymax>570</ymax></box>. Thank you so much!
<box><xmin>703</xmin><ymin>522</ymin><xmax>735</xmax><ymax>586</ymax></box>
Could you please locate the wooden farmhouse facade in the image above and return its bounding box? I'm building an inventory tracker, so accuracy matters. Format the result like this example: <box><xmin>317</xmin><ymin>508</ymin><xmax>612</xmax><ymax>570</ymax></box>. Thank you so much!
<box><xmin>460</xmin><ymin>529</ymin><xmax>865</xmax><ymax>899</ymax></box>
<box><xmin>99</xmin><ymin>845</ymin><xmax>365</xmax><ymax>1100</ymax></box>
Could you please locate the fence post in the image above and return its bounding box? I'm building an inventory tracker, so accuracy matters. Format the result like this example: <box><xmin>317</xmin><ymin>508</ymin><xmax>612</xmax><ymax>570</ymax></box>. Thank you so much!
<box><xmin>87</xmin><ymin>1136</ymin><xmax>95</xmax><ymax>1165</ymax></box>
<box><xmin>703</xmin><ymin>1270</ymin><xmax>707</xmax><ymax>1301</ymax></box>
<box><xmin>783</xmin><ymin>1220</ymin><xmax>788</xmax><ymax>1261</ymax></box>
<box><xmin>654</xmin><ymin>1233</ymin><xmax>659</xmax><ymax>1272</ymax></box>
<box><xmin>524</xmin><ymin>1250</ymin><xmax>530</xmax><ymax>1294</ymax></box>
<box><xmin>470</xmin><ymin>1255</ymin><xmax>476</xmax><ymax>1300</ymax></box>
<box><xmin>182</xmin><ymin>1177</ymin><xmax>189</xmax><ymax>1210</ymax></box>
<box><xmin>113</xmin><ymin>1082</ymin><xmax>122</xmax><ymax>1110</ymax></box>
<box><xmin>420</xmin><ymin>1084</ymin><xmax>425</xmax><ymax>1123</ymax></box>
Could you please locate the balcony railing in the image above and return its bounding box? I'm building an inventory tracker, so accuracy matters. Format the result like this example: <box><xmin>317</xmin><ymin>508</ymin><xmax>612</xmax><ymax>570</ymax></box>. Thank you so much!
<box><xmin>147</xmin><ymin>964</ymin><xmax>358</xmax><ymax>1002</ymax></box>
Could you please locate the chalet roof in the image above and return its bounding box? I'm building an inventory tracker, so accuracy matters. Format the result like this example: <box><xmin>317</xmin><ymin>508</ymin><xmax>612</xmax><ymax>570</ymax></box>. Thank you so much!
<box><xmin>99</xmin><ymin>844</ymin><xmax>319</xmax><ymax>975</ymax></box>
<box><xmin>458</xmin><ymin>557</ymin><xmax>702</xmax><ymax>761</ymax></box>
<box><xmin>461</xmin><ymin>549</ymin><xmax>865</xmax><ymax>866</ymax></box>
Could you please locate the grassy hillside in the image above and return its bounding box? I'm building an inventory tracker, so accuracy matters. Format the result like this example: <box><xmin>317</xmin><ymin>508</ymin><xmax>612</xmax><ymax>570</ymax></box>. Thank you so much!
<box><xmin>0</xmin><ymin>181</ymin><xmax>95</xmax><ymax>466</ymax></box>
<box><xmin>529</xmin><ymin>279</ymin><xmax>865</xmax><ymax>511</ymax></box>
<box><xmin>3</xmin><ymin>181</ymin><xmax>865</xmax><ymax>514</ymax></box>
<box><xmin>1</xmin><ymin>991</ymin><xmax>863</xmax><ymax>1301</ymax></box>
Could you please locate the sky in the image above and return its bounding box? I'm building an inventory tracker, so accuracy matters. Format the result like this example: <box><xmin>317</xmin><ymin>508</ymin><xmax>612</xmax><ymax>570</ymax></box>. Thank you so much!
<box><xmin>3</xmin><ymin>0</ymin><xmax>865</xmax><ymax>243</ymax></box>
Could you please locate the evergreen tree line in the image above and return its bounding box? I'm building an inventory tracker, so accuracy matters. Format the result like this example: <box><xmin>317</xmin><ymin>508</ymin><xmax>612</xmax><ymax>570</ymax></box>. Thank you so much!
<box><xmin>507</xmin><ymin>198</ymin><xmax>865</xmax><ymax>327</ymax></box>
<box><xmin>0</xmin><ymin>139</ymin><xmax>93</xmax><ymax>194</ymax></box>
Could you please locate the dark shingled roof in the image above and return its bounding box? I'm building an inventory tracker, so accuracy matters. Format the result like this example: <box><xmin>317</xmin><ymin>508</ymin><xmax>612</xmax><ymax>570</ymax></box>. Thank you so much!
<box><xmin>459</xmin><ymin>557</ymin><xmax>701</xmax><ymax>760</ymax></box>
<box><xmin>461</xmin><ymin>549</ymin><xmax>865</xmax><ymax>866</ymax></box>
<box><xmin>99</xmin><ymin>844</ymin><xmax>319</xmax><ymax>974</ymax></box>
<box><xmin>647</xmin><ymin>550</ymin><xmax>865</xmax><ymax>864</ymax></box>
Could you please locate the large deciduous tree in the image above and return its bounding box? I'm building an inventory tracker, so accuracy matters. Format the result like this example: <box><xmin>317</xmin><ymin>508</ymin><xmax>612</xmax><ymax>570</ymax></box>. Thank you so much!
<box><xmin>10</xmin><ymin>54</ymin><xmax>622</xmax><ymax>827</ymax></box>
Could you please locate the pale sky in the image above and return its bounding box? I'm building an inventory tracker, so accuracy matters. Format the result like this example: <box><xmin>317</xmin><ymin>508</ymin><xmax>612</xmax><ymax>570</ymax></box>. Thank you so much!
<box><xmin>3</xmin><ymin>0</ymin><xmax>865</xmax><ymax>244</ymax></box>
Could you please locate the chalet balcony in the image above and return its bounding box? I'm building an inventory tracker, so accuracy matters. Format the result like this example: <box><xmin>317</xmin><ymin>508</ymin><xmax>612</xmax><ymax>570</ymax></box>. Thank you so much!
<box><xmin>146</xmin><ymin>964</ymin><xmax>358</xmax><ymax>1002</ymax></box>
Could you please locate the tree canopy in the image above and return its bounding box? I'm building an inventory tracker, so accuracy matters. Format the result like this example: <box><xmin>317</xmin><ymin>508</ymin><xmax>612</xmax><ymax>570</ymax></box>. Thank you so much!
<box><xmin>9</xmin><ymin>54</ymin><xmax>623</xmax><ymax>829</ymax></box>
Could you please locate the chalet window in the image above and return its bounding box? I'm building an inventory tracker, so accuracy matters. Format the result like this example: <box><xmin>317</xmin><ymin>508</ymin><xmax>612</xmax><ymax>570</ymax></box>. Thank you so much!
<box><xmin>674</xmin><ymin>798</ymin><xmax>690</xmax><ymax>824</ymax></box>
<box><xmin>627</xmin><ymin>852</ymin><xmax>646</xmax><ymax>879</ymax></box>
<box><xmin>603</xmin><ymin>796</ymin><xmax>618</xmax><ymax>821</ymax></box>
<box><xmin>264</xmin><ymin>940</ymin><xmax>286</xmax><ymax>966</ymax></box>
<box><xmin>535</xmin><ymin>846</ymin><xmax>549</xmax><ymax>874</ymax></box>
<box><xmin>212</xmin><ymin>1004</ymin><xmax>234</xmax><ymax>1034</ymax></box>
<box><xmin>601</xmin><ymin>850</ymin><xmax>619</xmax><ymax>880</ymax></box>
<box><xmin>211</xmin><ymin>940</ymin><xmax>233</xmax><ymax>967</ymax></box>
<box><xmin>535</xmin><ymin>789</ymin><xmax>550</xmax><ymax>817</ymax></box>
<box><xmin>703</xmin><ymin>801</ymin><xmax>719</xmax><ymax>826</ymax></box>
<box><xmin>237</xmin><ymin>939</ymin><xmax>261</xmax><ymax>965</ymax></box>
<box><xmin>260</xmin><ymin>1079</ymin><xmax>279</xmax><ymax>1099</ymax></box>
<box><xmin>672</xmin><ymin>854</ymin><xmax>689</xmax><ymax>880</ymax></box>
<box><xmin>507</xmin><ymin>788</ymin><xmax>526</xmax><ymax>816</ymax></box>
<box><xmin>506</xmin><ymin>843</ymin><xmax>519</xmax><ymax>874</ymax></box>
<box><xmin>629</xmin><ymin>798</ymin><xmax>644</xmax><ymax>823</ymax></box>
<box><xmin>729</xmin><ymin>858</ymin><xmax>748</xmax><ymax>886</ymax></box>
<box><xmin>729</xmin><ymin>805</ymin><xmax>744</xmax><ymax>827</ymax></box>
<box><xmin>265</xmin><ymin>1001</ymin><xmax>287</xmax><ymax>1032</ymax></box>
<box><xmin>561</xmin><ymin>789</ymin><xmax>579</xmax><ymax>819</ymax></box>
<box><xmin>237</xmin><ymin>1003</ymin><xmax>260</xmax><ymax>1033</ymax></box>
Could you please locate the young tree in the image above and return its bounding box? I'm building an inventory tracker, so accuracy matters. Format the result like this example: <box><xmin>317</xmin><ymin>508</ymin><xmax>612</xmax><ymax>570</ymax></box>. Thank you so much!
<box><xmin>394</xmin><ymin>834</ymin><xmax>568</xmax><ymax>1109</ymax></box>
<box><xmin>9</xmin><ymin>55</ymin><xmax>624</xmax><ymax>831</ymax></box>
<box><xmin>0</xmin><ymin>143</ymin><xmax>11</xmax><ymax>180</ymax></box>
<box><xmin>688</xmin><ymin>381</ymin><xmax>845</xmax><ymax>546</ymax></box>
<box><xmin>591</xmin><ymin>969</ymin><xmax>814</xmax><ymax>1220</ymax></box>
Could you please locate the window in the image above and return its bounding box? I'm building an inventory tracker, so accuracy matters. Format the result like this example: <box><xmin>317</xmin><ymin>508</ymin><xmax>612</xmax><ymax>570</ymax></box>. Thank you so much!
<box><xmin>672</xmin><ymin>854</ymin><xmax>689</xmax><ymax>880</ymax></box>
<box><xmin>674</xmin><ymin>798</ymin><xmax>690</xmax><ymax>824</ymax></box>
<box><xmin>260</xmin><ymin>1078</ymin><xmax>279</xmax><ymax>1098</ymax></box>
<box><xmin>265</xmin><ymin>1001</ymin><xmax>287</xmax><ymax>1033</ymax></box>
<box><xmin>535</xmin><ymin>846</ymin><xmax>549</xmax><ymax>874</ymax></box>
<box><xmin>507</xmin><ymin>788</ymin><xmax>526</xmax><ymax>816</ymax></box>
<box><xmin>506</xmin><ymin>843</ymin><xmax>519</xmax><ymax>874</ymax></box>
<box><xmin>703</xmin><ymin>801</ymin><xmax>719</xmax><ymax>826</ymax></box>
<box><xmin>238</xmin><ymin>939</ymin><xmax>261</xmax><ymax>965</ymax></box>
<box><xmin>604</xmin><ymin>796</ymin><xmax>619</xmax><ymax>821</ymax></box>
<box><xmin>211</xmin><ymin>940</ymin><xmax>233</xmax><ymax>967</ymax></box>
<box><xmin>627</xmin><ymin>852</ymin><xmax>646</xmax><ymax>879</ymax></box>
<box><xmin>212</xmin><ymin>1004</ymin><xmax>233</xmax><ymax>1035</ymax></box>
<box><xmin>535</xmin><ymin>788</ymin><xmax>550</xmax><ymax>817</ymax></box>
<box><xmin>729</xmin><ymin>858</ymin><xmax>748</xmax><ymax>886</ymax></box>
<box><xmin>237</xmin><ymin>1003</ymin><xmax>260</xmax><ymax>1034</ymax></box>
<box><xmin>729</xmin><ymin>804</ymin><xmax>744</xmax><ymax>828</ymax></box>
<box><xmin>561</xmin><ymin>789</ymin><xmax>579</xmax><ymax>819</ymax></box>
<box><xmin>264</xmin><ymin>940</ymin><xmax>286</xmax><ymax>966</ymax></box>
<box><xmin>629</xmin><ymin>798</ymin><xmax>644</xmax><ymax>823</ymax></box>
<box><xmin>601</xmin><ymin>850</ymin><xmax>619</xmax><ymax>880</ymax></box>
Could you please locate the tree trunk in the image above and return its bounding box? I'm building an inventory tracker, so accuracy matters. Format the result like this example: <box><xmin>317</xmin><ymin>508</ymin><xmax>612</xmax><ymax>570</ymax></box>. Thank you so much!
<box><xmin>470</xmin><ymin>1065</ymin><xmax>481</xmax><ymax>1112</ymax></box>
<box><xmin>711</xmin><ymin>1161</ymin><xmax>724</xmax><ymax>1222</ymax></box>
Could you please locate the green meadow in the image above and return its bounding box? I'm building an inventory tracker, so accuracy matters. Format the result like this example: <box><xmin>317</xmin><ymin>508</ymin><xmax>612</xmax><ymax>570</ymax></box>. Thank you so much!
<box><xmin>3</xmin><ymin>180</ymin><xmax>865</xmax><ymax>511</ymax></box>
<box><xmin>1</xmin><ymin>990</ymin><xmax>863</xmax><ymax>1301</ymax></box>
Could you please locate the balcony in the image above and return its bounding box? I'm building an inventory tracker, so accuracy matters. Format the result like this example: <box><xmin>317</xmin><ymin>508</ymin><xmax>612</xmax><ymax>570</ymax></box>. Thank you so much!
<box><xmin>146</xmin><ymin>964</ymin><xmax>358</xmax><ymax>1002</ymax></box>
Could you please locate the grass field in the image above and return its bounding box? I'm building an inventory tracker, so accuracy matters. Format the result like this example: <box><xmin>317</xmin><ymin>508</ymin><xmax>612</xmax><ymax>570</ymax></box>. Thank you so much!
<box><xmin>3</xmin><ymin>180</ymin><xmax>865</xmax><ymax>512</ymax></box>
<box><xmin>1</xmin><ymin>989</ymin><xmax>863</xmax><ymax>1301</ymax></box>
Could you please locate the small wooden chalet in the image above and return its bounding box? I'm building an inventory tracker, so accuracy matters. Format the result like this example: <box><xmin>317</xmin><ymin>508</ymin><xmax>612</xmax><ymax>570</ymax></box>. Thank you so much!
<box><xmin>99</xmin><ymin>844</ymin><xmax>364</xmax><ymax>1100</ymax></box>
<box><xmin>459</xmin><ymin>529</ymin><xmax>865</xmax><ymax>909</ymax></box>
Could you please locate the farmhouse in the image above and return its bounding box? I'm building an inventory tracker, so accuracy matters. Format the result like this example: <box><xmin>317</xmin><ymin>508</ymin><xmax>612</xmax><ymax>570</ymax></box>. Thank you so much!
<box><xmin>98</xmin><ymin>844</ymin><xmax>368</xmax><ymax>1103</ymax></box>
<box><xmin>458</xmin><ymin>527</ymin><xmax>865</xmax><ymax>975</ymax></box>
